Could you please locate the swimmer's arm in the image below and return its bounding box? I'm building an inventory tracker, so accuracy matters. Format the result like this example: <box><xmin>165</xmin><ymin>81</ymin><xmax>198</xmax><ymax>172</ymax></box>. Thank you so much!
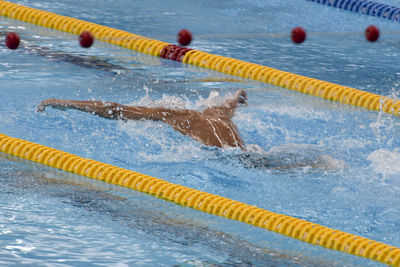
<box><xmin>37</xmin><ymin>99</ymin><xmax>118</xmax><ymax>118</ymax></box>
<box><xmin>37</xmin><ymin>98</ymin><xmax>176</xmax><ymax>121</ymax></box>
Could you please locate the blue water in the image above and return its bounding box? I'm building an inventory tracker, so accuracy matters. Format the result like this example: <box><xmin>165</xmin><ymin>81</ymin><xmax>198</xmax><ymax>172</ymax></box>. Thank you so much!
<box><xmin>1</xmin><ymin>0</ymin><xmax>400</xmax><ymax>266</ymax></box>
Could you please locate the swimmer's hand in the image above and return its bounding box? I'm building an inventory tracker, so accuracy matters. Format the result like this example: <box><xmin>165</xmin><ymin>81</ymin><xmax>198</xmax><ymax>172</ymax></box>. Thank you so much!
<box><xmin>236</xmin><ymin>89</ymin><xmax>247</xmax><ymax>105</ymax></box>
<box><xmin>37</xmin><ymin>98</ymin><xmax>58</xmax><ymax>112</ymax></box>
<box><xmin>223</xmin><ymin>90</ymin><xmax>248</xmax><ymax>109</ymax></box>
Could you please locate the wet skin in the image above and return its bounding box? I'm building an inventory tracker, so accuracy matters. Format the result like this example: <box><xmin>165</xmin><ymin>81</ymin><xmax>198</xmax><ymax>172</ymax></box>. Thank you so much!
<box><xmin>38</xmin><ymin>90</ymin><xmax>248</xmax><ymax>150</ymax></box>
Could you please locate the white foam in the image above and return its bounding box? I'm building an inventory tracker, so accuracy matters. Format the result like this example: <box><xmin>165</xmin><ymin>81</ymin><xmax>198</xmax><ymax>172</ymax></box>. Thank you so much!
<box><xmin>118</xmin><ymin>120</ymin><xmax>205</xmax><ymax>162</ymax></box>
<box><xmin>118</xmin><ymin>90</ymin><xmax>241</xmax><ymax>162</ymax></box>
<box><xmin>127</xmin><ymin>89</ymin><xmax>229</xmax><ymax>112</ymax></box>
<box><xmin>338</xmin><ymin>138</ymin><xmax>371</xmax><ymax>150</ymax></box>
<box><xmin>192</xmin><ymin>90</ymin><xmax>223</xmax><ymax>110</ymax></box>
<box><xmin>244</xmin><ymin>143</ymin><xmax>265</xmax><ymax>154</ymax></box>
<box><xmin>367</xmin><ymin>149</ymin><xmax>400</xmax><ymax>177</ymax></box>
<box><xmin>119</xmin><ymin>90</ymin><xmax>347</xmax><ymax>170</ymax></box>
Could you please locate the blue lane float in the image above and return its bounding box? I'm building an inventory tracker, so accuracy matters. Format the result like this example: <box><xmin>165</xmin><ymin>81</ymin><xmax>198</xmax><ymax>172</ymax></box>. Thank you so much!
<box><xmin>307</xmin><ymin>0</ymin><xmax>400</xmax><ymax>22</ymax></box>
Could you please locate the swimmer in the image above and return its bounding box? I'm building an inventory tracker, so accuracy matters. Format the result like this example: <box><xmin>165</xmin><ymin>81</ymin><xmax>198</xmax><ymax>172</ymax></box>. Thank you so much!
<box><xmin>37</xmin><ymin>90</ymin><xmax>248</xmax><ymax>150</ymax></box>
<box><xmin>37</xmin><ymin>90</ymin><xmax>344</xmax><ymax>170</ymax></box>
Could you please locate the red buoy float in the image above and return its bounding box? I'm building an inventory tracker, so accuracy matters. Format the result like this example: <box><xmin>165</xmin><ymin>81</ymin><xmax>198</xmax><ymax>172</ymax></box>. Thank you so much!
<box><xmin>5</xmin><ymin>32</ymin><xmax>20</xmax><ymax>50</ymax></box>
<box><xmin>177</xmin><ymin>29</ymin><xmax>192</xmax><ymax>46</ymax></box>
<box><xmin>291</xmin><ymin>27</ymin><xmax>306</xmax><ymax>44</ymax></box>
<box><xmin>79</xmin><ymin>31</ymin><xmax>94</xmax><ymax>48</ymax></box>
<box><xmin>365</xmin><ymin>25</ymin><xmax>379</xmax><ymax>42</ymax></box>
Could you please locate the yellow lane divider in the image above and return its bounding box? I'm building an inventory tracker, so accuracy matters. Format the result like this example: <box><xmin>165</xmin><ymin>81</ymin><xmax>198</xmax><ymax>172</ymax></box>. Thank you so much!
<box><xmin>0</xmin><ymin>133</ymin><xmax>399</xmax><ymax>266</ymax></box>
<box><xmin>0</xmin><ymin>0</ymin><xmax>169</xmax><ymax>56</ymax></box>
<box><xmin>1</xmin><ymin>2</ymin><xmax>400</xmax><ymax>264</ymax></box>
<box><xmin>181</xmin><ymin>50</ymin><xmax>400</xmax><ymax>115</ymax></box>
<box><xmin>1</xmin><ymin>1</ymin><xmax>400</xmax><ymax>116</ymax></box>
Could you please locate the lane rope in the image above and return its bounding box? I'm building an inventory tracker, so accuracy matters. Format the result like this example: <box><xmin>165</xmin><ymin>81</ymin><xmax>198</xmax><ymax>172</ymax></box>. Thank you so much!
<box><xmin>307</xmin><ymin>0</ymin><xmax>400</xmax><ymax>22</ymax></box>
<box><xmin>1</xmin><ymin>0</ymin><xmax>400</xmax><ymax>117</ymax></box>
<box><xmin>1</xmin><ymin>2</ymin><xmax>400</xmax><ymax>264</ymax></box>
<box><xmin>0</xmin><ymin>133</ymin><xmax>399</xmax><ymax>266</ymax></box>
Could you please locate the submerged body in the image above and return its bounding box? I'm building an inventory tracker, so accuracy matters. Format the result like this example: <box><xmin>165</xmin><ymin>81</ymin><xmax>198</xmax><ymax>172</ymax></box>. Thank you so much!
<box><xmin>38</xmin><ymin>90</ymin><xmax>247</xmax><ymax>149</ymax></box>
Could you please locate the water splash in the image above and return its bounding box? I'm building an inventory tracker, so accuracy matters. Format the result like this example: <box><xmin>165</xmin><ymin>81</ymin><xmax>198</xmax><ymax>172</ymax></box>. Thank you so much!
<box><xmin>128</xmin><ymin>89</ymin><xmax>225</xmax><ymax>111</ymax></box>
<box><xmin>368</xmin><ymin>149</ymin><xmax>400</xmax><ymax>179</ymax></box>
<box><xmin>118</xmin><ymin>119</ymin><xmax>206</xmax><ymax>162</ymax></box>
<box><xmin>117</xmin><ymin>90</ymin><xmax>237</xmax><ymax>163</ymax></box>
<box><xmin>119</xmin><ymin>90</ymin><xmax>346</xmax><ymax>170</ymax></box>
<box><xmin>369</xmin><ymin>109</ymin><xmax>397</xmax><ymax>146</ymax></box>
<box><xmin>192</xmin><ymin>90</ymin><xmax>224</xmax><ymax>110</ymax></box>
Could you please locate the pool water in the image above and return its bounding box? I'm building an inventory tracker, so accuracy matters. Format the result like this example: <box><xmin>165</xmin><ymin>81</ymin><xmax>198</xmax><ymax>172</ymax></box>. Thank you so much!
<box><xmin>1</xmin><ymin>0</ymin><xmax>400</xmax><ymax>266</ymax></box>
